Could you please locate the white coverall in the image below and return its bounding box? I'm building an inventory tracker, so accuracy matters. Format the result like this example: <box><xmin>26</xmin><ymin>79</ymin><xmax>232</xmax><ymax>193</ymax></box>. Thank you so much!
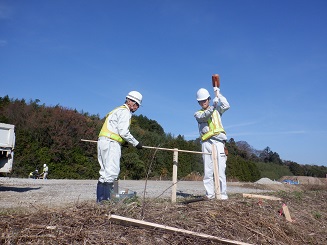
<box><xmin>194</xmin><ymin>92</ymin><xmax>230</xmax><ymax>199</ymax></box>
<box><xmin>98</xmin><ymin>104</ymin><xmax>139</xmax><ymax>183</ymax></box>
<box><xmin>43</xmin><ymin>165</ymin><xmax>48</xmax><ymax>179</ymax></box>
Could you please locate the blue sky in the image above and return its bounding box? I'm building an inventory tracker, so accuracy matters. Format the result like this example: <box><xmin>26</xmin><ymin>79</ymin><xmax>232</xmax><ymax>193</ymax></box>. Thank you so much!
<box><xmin>1</xmin><ymin>0</ymin><xmax>326</xmax><ymax>166</ymax></box>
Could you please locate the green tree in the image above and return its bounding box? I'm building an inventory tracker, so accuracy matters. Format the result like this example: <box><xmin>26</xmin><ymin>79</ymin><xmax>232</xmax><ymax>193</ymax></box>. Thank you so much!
<box><xmin>2</xmin><ymin>95</ymin><xmax>326</xmax><ymax>181</ymax></box>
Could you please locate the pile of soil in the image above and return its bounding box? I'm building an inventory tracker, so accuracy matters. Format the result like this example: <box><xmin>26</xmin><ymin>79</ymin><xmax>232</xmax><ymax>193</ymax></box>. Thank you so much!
<box><xmin>1</xmin><ymin>184</ymin><xmax>326</xmax><ymax>244</ymax></box>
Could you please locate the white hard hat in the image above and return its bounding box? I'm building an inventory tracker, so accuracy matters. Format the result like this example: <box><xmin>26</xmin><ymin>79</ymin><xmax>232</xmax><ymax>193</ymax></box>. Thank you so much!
<box><xmin>196</xmin><ymin>88</ymin><xmax>210</xmax><ymax>101</ymax></box>
<box><xmin>126</xmin><ymin>91</ymin><xmax>142</xmax><ymax>106</ymax></box>
<box><xmin>43</xmin><ymin>164</ymin><xmax>46</xmax><ymax>167</ymax></box>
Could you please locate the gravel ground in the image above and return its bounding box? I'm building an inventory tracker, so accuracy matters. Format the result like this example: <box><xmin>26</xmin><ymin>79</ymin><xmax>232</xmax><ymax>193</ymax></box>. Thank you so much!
<box><xmin>0</xmin><ymin>177</ymin><xmax>277</xmax><ymax>209</ymax></box>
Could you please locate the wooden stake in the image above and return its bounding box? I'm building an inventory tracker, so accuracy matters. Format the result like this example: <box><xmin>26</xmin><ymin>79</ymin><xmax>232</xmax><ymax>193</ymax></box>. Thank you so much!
<box><xmin>171</xmin><ymin>149</ymin><xmax>178</xmax><ymax>203</ymax></box>
<box><xmin>212</xmin><ymin>144</ymin><xmax>221</xmax><ymax>199</ymax></box>
<box><xmin>109</xmin><ymin>214</ymin><xmax>252</xmax><ymax>245</ymax></box>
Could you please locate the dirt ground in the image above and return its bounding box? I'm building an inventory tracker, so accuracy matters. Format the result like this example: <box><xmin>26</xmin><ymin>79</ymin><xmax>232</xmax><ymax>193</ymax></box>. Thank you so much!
<box><xmin>1</xmin><ymin>177</ymin><xmax>326</xmax><ymax>244</ymax></box>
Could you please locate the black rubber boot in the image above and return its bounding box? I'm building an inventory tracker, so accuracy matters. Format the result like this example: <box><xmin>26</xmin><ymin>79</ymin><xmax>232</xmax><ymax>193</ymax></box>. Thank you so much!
<box><xmin>96</xmin><ymin>181</ymin><xmax>105</xmax><ymax>203</ymax></box>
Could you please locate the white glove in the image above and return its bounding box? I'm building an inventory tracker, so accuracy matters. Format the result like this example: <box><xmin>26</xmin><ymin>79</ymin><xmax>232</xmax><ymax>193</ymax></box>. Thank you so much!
<box><xmin>213</xmin><ymin>87</ymin><xmax>220</xmax><ymax>93</ymax></box>
<box><xmin>213</xmin><ymin>97</ymin><xmax>219</xmax><ymax>106</ymax></box>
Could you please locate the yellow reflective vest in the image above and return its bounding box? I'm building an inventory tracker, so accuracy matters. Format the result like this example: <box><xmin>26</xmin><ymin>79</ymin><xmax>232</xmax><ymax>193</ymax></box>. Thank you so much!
<box><xmin>98</xmin><ymin>105</ymin><xmax>128</xmax><ymax>144</ymax></box>
<box><xmin>201</xmin><ymin>110</ymin><xmax>226</xmax><ymax>141</ymax></box>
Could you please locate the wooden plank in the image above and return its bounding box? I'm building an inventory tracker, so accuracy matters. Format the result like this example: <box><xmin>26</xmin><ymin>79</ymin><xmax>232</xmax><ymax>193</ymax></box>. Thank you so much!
<box><xmin>242</xmin><ymin>193</ymin><xmax>281</xmax><ymax>201</ymax></box>
<box><xmin>282</xmin><ymin>204</ymin><xmax>293</xmax><ymax>222</ymax></box>
<box><xmin>109</xmin><ymin>214</ymin><xmax>252</xmax><ymax>245</ymax></box>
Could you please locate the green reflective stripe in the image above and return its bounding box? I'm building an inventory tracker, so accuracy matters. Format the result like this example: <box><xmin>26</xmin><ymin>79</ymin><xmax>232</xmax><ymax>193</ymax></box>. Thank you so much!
<box><xmin>110</xmin><ymin>134</ymin><xmax>125</xmax><ymax>144</ymax></box>
<box><xmin>201</xmin><ymin>131</ymin><xmax>214</xmax><ymax>141</ymax></box>
<box><xmin>99</xmin><ymin>131</ymin><xmax>111</xmax><ymax>138</ymax></box>
<box><xmin>201</xmin><ymin>110</ymin><xmax>226</xmax><ymax>141</ymax></box>
<box><xmin>99</xmin><ymin>130</ymin><xmax>125</xmax><ymax>144</ymax></box>
<box><xmin>201</xmin><ymin>129</ymin><xmax>225</xmax><ymax>141</ymax></box>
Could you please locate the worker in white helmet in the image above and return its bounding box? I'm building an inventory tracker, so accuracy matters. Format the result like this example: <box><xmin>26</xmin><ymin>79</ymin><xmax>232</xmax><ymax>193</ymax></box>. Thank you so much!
<box><xmin>29</xmin><ymin>169</ymin><xmax>39</xmax><ymax>179</ymax></box>
<box><xmin>194</xmin><ymin>87</ymin><xmax>230</xmax><ymax>200</ymax></box>
<box><xmin>96</xmin><ymin>91</ymin><xmax>143</xmax><ymax>202</ymax></box>
<box><xmin>41</xmin><ymin>164</ymin><xmax>48</xmax><ymax>179</ymax></box>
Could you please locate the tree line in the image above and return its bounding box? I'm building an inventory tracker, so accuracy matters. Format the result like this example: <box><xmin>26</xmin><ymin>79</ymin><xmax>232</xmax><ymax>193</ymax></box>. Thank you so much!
<box><xmin>1</xmin><ymin>95</ymin><xmax>326</xmax><ymax>181</ymax></box>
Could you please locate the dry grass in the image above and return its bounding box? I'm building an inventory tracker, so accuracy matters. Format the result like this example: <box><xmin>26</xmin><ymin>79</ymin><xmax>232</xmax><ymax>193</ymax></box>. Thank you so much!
<box><xmin>1</xmin><ymin>185</ymin><xmax>326</xmax><ymax>245</ymax></box>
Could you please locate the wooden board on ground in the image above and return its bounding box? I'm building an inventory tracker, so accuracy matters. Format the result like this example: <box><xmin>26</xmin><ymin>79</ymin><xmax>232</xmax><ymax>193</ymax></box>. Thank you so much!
<box><xmin>282</xmin><ymin>204</ymin><xmax>293</xmax><ymax>222</ymax></box>
<box><xmin>109</xmin><ymin>214</ymin><xmax>252</xmax><ymax>245</ymax></box>
<box><xmin>243</xmin><ymin>193</ymin><xmax>281</xmax><ymax>200</ymax></box>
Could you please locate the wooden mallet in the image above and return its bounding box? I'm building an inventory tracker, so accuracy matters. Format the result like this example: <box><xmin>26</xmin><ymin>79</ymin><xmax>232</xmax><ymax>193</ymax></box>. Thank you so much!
<box><xmin>212</xmin><ymin>74</ymin><xmax>220</xmax><ymax>97</ymax></box>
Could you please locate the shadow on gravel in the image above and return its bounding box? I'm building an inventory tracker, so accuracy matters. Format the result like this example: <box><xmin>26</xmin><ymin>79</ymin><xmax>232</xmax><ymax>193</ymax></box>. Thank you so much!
<box><xmin>176</xmin><ymin>190</ymin><xmax>202</xmax><ymax>198</ymax></box>
<box><xmin>0</xmin><ymin>186</ymin><xmax>41</xmax><ymax>192</ymax></box>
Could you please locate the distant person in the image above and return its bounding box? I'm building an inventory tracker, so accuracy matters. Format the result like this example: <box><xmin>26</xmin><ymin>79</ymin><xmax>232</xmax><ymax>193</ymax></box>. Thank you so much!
<box><xmin>194</xmin><ymin>87</ymin><xmax>230</xmax><ymax>200</ymax></box>
<box><xmin>29</xmin><ymin>169</ymin><xmax>39</xmax><ymax>179</ymax></box>
<box><xmin>41</xmin><ymin>164</ymin><xmax>48</xmax><ymax>179</ymax></box>
<box><xmin>96</xmin><ymin>91</ymin><xmax>143</xmax><ymax>203</ymax></box>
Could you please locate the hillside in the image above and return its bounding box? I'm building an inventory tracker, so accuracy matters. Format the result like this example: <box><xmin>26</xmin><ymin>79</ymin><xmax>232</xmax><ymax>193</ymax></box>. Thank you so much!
<box><xmin>1</xmin><ymin>95</ymin><xmax>326</xmax><ymax>181</ymax></box>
